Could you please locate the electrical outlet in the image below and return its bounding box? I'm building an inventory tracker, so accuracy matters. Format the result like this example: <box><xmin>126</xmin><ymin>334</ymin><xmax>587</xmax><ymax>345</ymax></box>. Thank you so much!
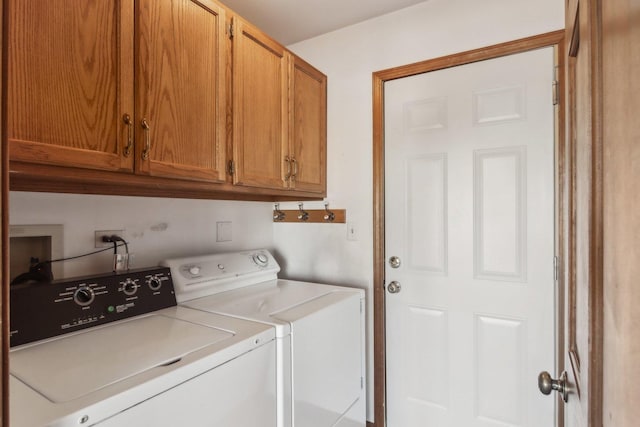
<box><xmin>95</xmin><ymin>230</ymin><xmax>125</xmax><ymax>248</ymax></box>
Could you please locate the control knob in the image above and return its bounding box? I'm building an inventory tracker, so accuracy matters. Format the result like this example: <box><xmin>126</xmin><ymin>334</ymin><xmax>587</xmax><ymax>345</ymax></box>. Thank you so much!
<box><xmin>147</xmin><ymin>276</ymin><xmax>162</xmax><ymax>291</ymax></box>
<box><xmin>253</xmin><ymin>253</ymin><xmax>268</xmax><ymax>267</ymax></box>
<box><xmin>74</xmin><ymin>286</ymin><xmax>95</xmax><ymax>307</ymax></box>
<box><xmin>189</xmin><ymin>266</ymin><xmax>201</xmax><ymax>275</ymax></box>
<box><xmin>122</xmin><ymin>279</ymin><xmax>137</xmax><ymax>296</ymax></box>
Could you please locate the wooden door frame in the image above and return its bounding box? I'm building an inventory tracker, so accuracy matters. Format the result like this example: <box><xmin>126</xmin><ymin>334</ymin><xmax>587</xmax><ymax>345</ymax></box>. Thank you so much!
<box><xmin>371</xmin><ymin>30</ymin><xmax>565</xmax><ymax>427</ymax></box>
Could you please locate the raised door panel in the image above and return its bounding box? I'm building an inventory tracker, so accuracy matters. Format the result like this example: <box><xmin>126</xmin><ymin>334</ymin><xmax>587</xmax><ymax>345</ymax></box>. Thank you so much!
<box><xmin>289</xmin><ymin>55</ymin><xmax>327</xmax><ymax>194</ymax></box>
<box><xmin>136</xmin><ymin>0</ymin><xmax>226</xmax><ymax>182</ymax></box>
<box><xmin>232</xmin><ymin>17</ymin><xmax>288</xmax><ymax>190</ymax></box>
<box><xmin>7</xmin><ymin>0</ymin><xmax>134</xmax><ymax>172</ymax></box>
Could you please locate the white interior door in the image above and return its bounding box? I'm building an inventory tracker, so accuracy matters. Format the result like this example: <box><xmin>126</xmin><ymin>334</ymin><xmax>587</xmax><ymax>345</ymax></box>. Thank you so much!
<box><xmin>384</xmin><ymin>47</ymin><xmax>556</xmax><ymax>426</ymax></box>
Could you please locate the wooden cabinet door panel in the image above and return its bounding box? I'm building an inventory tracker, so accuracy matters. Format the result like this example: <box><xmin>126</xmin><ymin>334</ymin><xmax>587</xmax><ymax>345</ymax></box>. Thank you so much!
<box><xmin>289</xmin><ymin>55</ymin><xmax>326</xmax><ymax>194</ymax></box>
<box><xmin>136</xmin><ymin>0</ymin><xmax>226</xmax><ymax>182</ymax></box>
<box><xmin>7</xmin><ymin>0</ymin><xmax>134</xmax><ymax>172</ymax></box>
<box><xmin>232</xmin><ymin>17</ymin><xmax>288</xmax><ymax>190</ymax></box>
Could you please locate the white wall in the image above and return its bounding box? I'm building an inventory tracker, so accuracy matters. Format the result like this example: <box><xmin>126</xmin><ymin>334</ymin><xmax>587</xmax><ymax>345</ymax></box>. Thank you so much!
<box><xmin>279</xmin><ymin>0</ymin><xmax>564</xmax><ymax>421</ymax></box>
<box><xmin>10</xmin><ymin>192</ymin><xmax>273</xmax><ymax>279</ymax></box>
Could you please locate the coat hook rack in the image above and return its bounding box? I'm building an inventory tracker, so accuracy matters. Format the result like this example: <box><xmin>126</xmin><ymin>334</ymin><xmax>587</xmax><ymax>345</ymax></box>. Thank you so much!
<box><xmin>272</xmin><ymin>202</ymin><xmax>346</xmax><ymax>223</ymax></box>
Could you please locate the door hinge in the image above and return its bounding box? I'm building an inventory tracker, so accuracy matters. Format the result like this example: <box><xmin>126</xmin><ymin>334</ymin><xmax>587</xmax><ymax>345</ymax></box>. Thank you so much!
<box><xmin>552</xmin><ymin>80</ymin><xmax>559</xmax><ymax>105</ymax></box>
<box><xmin>361</xmin><ymin>376</ymin><xmax>364</xmax><ymax>389</ymax></box>
<box><xmin>360</xmin><ymin>299</ymin><xmax>363</xmax><ymax>314</ymax></box>
<box><xmin>228</xmin><ymin>22</ymin><xmax>234</xmax><ymax>39</ymax></box>
<box><xmin>227</xmin><ymin>160</ymin><xmax>235</xmax><ymax>175</ymax></box>
<box><xmin>553</xmin><ymin>256</ymin><xmax>559</xmax><ymax>281</ymax></box>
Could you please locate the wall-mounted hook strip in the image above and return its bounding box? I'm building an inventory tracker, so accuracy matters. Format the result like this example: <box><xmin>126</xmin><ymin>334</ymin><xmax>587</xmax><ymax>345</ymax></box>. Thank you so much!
<box><xmin>272</xmin><ymin>208</ymin><xmax>346</xmax><ymax>223</ymax></box>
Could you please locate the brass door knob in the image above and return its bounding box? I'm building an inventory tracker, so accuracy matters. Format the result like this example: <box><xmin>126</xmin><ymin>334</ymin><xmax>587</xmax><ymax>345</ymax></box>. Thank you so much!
<box><xmin>538</xmin><ymin>371</ymin><xmax>568</xmax><ymax>402</ymax></box>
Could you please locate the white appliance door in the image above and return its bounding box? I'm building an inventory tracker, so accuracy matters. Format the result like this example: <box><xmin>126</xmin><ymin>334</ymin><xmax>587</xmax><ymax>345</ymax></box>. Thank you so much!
<box><xmin>277</xmin><ymin>292</ymin><xmax>363</xmax><ymax>427</ymax></box>
<box><xmin>97</xmin><ymin>340</ymin><xmax>277</xmax><ymax>426</ymax></box>
<box><xmin>384</xmin><ymin>47</ymin><xmax>556</xmax><ymax>426</ymax></box>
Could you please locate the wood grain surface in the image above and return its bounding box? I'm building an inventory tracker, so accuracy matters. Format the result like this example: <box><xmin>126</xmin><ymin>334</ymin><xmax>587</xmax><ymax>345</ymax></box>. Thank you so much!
<box><xmin>136</xmin><ymin>0</ymin><xmax>226</xmax><ymax>182</ymax></box>
<box><xmin>7</xmin><ymin>0</ymin><xmax>134</xmax><ymax>172</ymax></box>
<box><xmin>232</xmin><ymin>16</ymin><xmax>288</xmax><ymax>190</ymax></box>
<box><xmin>289</xmin><ymin>54</ymin><xmax>327</xmax><ymax>194</ymax></box>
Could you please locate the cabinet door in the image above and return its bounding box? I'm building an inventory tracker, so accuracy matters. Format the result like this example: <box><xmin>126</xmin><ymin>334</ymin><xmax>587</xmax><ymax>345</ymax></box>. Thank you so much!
<box><xmin>136</xmin><ymin>0</ymin><xmax>226</xmax><ymax>182</ymax></box>
<box><xmin>232</xmin><ymin>17</ymin><xmax>288</xmax><ymax>190</ymax></box>
<box><xmin>7</xmin><ymin>0</ymin><xmax>134</xmax><ymax>172</ymax></box>
<box><xmin>289</xmin><ymin>55</ymin><xmax>327</xmax><ymax>194</ymax></box>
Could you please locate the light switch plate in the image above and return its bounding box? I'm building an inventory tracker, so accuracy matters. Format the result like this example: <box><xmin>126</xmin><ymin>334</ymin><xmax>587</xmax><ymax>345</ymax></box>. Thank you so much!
<box><xmin>216</xmin><ymin>221</ymin><xmax>232</xmax><ymax>242</ymax></box>
<box><xmin>347</xmin><ymin>222</ymin><xmax>358</xmax><ymax>241</ymax></box>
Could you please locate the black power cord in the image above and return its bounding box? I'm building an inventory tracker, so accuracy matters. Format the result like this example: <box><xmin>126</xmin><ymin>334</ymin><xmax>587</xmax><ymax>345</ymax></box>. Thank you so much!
<box><xmin>45</xmin><ymin>241</ymin><xmax>130</xmax><ymax>264</ymax></box>
<box><xmin>103</xmin><ymin>235</ymin><xmax>129</xmax><ymax>255</ymax></box>
<box><xmin>10</xmin><ymin>241</ymin><xmax>130</xmax><ymax>286</ymax></box>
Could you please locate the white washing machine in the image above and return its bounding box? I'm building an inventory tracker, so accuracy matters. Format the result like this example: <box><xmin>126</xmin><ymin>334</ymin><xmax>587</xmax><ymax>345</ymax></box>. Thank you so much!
<box><xmin>162</xmin><ymin>249</ymin><xmax>366</xmax><ymax>427</ymax></box>
<box><xmin>9</xmin><ymin>267</ymin><xmax>278</xmax><ymax>427</ymax></box>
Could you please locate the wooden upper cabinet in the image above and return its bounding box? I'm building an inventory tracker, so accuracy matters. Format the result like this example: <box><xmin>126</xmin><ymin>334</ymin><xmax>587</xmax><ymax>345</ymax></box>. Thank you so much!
<box><xmin>7</xmin><ymin>0</ymin><xmax>134</xmax><ymax>172</ymax></box>
<box><xmin>136</xmin><ymin>0</ymin><xmax>227</xmax><ymax>182</ymax></box>
<box><xmin>7</xmin><ymin>2</ymin><xmax>326</xmax><ymax>199</ymax></box>
<box><xmin>288</xmin><ymin>55</ymin><xmax>327</xmax><ymax>194</ymax></box>
<box><xmin>231</xmin><ymin>16</ymin><xmax>288</xmax><ymax>190</ymax></box>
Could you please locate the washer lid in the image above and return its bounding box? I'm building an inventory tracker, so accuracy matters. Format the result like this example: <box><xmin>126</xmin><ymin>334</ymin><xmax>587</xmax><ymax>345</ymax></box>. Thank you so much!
<box><xmin>10</xmin><ymin>314</ymin><xmax>232</xmax><ymax>403</ymax></box>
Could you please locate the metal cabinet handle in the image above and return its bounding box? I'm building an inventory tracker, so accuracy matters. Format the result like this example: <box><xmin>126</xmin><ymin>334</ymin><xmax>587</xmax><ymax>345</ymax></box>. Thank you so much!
<box><xmin>538</xmin><ymin>371</ymin><xmax>568</xmax><ymax>402</ymax></box>
<box><xmin>387</xmin><ymin>281</ymin><xmax>401</xmax><ymax>294</ymax></box>
<box><xmin>291</xmin><ymin>157</ymin><xmax>298</xmax><ymax>181</ymax></box>
<box><xmin>141</xmin><ymin>118</ymin><xmax>151</xmax><ymax>160</ymax></box>
<box><xmin>284</xmin><ymin>156</ymin><xmax>292</xmax><ymax>181</ymax></box>
<box><xmin>122</xmin><ymin>114</ymin><xmax>133</xmax><ymax>157</ymax></box>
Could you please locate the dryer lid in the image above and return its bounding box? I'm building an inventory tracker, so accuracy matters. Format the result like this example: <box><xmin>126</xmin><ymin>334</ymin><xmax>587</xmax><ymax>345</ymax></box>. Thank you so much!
<box><xmin>10</xmin><ymin>314</ymin><xmax>232</xmax><ymax>403</ymax></box>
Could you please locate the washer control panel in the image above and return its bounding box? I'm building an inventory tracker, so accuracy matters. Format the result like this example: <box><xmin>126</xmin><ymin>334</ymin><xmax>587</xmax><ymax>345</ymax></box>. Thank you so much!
<box><xmin>10</xmin><ymin>267</ymin><xmax>176</xmax><ymax>347</ymax></box>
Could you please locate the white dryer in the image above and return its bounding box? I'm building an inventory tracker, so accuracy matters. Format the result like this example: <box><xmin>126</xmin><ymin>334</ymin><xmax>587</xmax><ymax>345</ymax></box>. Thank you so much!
<box><xmin>162</xmin><ymin>249</ymin><xmax>366</xmax><ymax>427</ymax></box>
<box><xmin>10</xmin><ymin>267</ymin><xmax>278</xmax><ymax>427</ymax></box>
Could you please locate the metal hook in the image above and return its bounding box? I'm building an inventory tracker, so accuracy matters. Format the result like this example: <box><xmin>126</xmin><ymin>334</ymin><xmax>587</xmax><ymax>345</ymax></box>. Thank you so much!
<box><xmin>297</xmin><ymin>203</ymin><xmax>309</xmax><ymax>221</ymax></box>
<box><xmin>273</xmin><ymin>203</ymin><xmax>285</xmax><ymax>221</ymax></box>
<box><xmin>323</xmin><ymin>203</ymin><xmax>335</xmax><ymax>222</ymax></box>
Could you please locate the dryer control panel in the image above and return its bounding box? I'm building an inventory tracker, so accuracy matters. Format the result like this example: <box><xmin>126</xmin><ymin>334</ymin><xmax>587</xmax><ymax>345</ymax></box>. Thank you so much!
<box><xmin>162</xmin><ymin>249</ymin><xmax>280</xmax><ymax>303</ymax></box>
<box><xmin>10</xmin><ymin>267</ymin><xmax>176</xmax><ymax>347</ymax></box>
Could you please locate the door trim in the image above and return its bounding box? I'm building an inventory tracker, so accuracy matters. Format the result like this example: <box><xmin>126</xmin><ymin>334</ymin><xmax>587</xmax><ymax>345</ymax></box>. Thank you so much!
<box><xmin>371</xmin><ymin>30</ymin><xmax>565</xmax><ymax>427</ymax></box>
